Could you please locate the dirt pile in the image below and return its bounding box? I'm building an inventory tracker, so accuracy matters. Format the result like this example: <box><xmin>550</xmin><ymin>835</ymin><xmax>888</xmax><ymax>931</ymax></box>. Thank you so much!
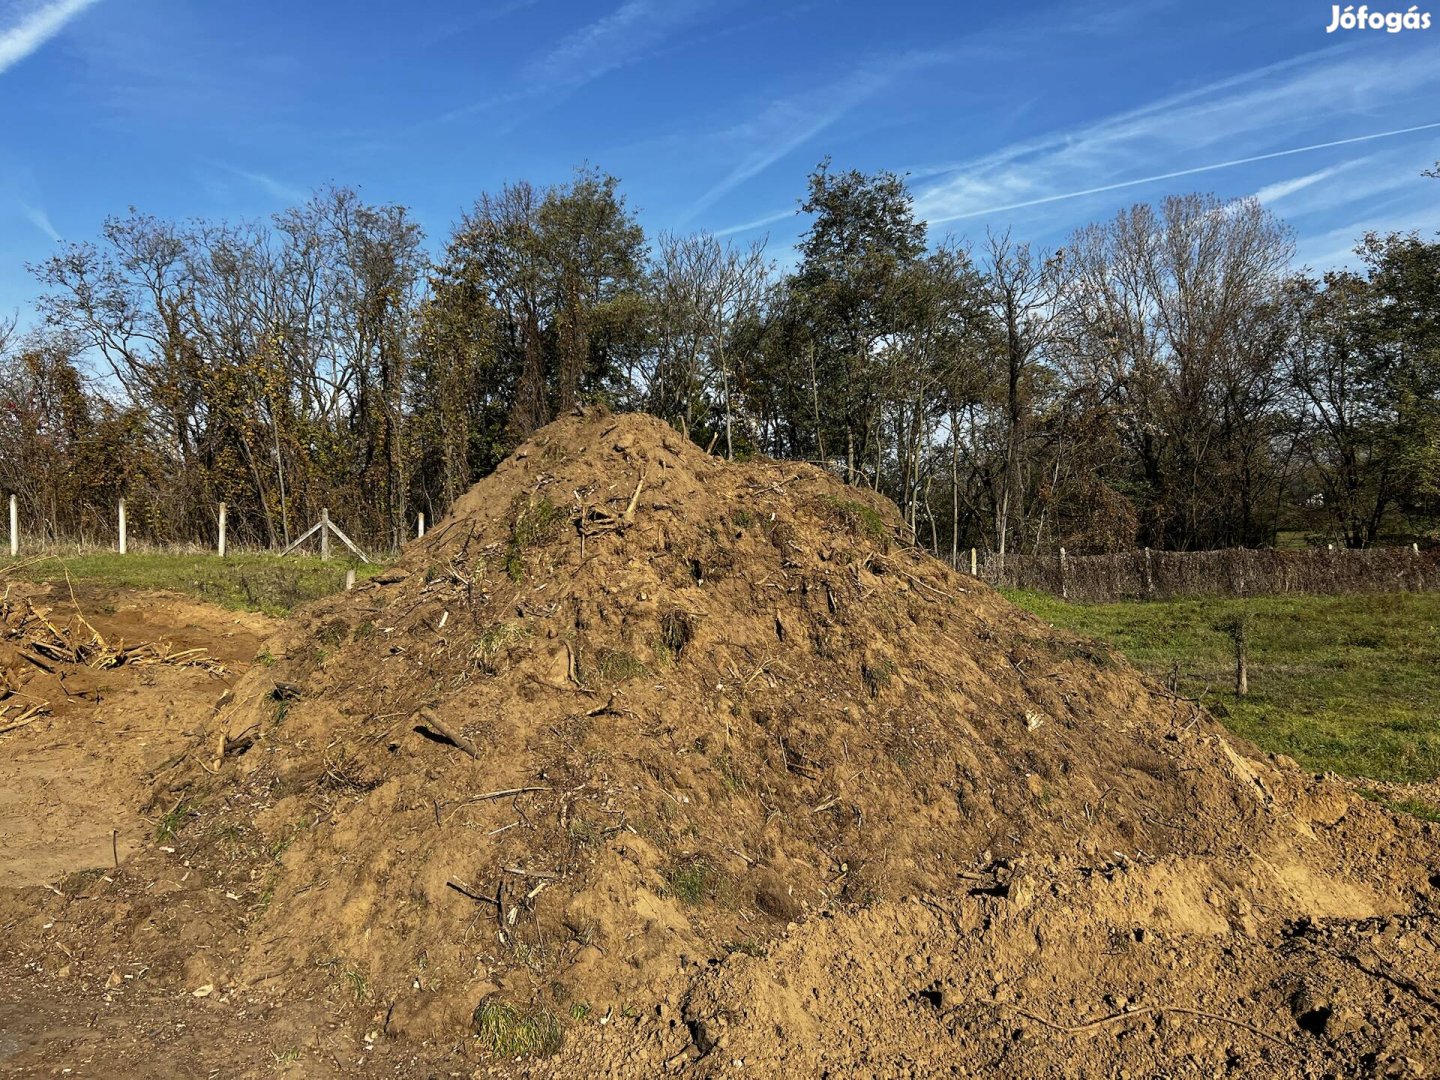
<box><xmin>90</xmin><ymin>409</ymin><xmax>1440</xmax><ymax>1073</ymax></box>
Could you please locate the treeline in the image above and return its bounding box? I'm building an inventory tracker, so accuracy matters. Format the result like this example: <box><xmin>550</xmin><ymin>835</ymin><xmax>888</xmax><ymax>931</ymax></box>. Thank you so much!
<box><xmin>2</xmin><ymin>162</ymin><xmax>1437</xmax><ymax>556</ymax></box>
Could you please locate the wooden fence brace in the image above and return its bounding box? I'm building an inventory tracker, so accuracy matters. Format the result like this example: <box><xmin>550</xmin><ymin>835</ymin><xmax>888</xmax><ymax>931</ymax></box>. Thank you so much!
<box><xmin>218</xmin><ymin>502</ymin><xmax>227</xmax><ymax>558</ymax></box>
<box><xmin>280</xmin><ymin>519</ymin><xmax>326</xmax><ymax>556</ymax></box>
<box><xmin>8</xmin><ymin>494</ymin><xmax>16</xmax><ymax>558</ymax></box>
<box><xmin>118</xmin><ymin>498</ymin><xmax>127</xmax><ymax>555</ymax></box>
<box><xmin>279</xmin><ymin>510</ymin><xmax>370</xmax><ymax>563</ymax></box>
<box><xmin>325</xmin><ymin>517</ymin><xmax>367</xmax><ymax>561</ymax></box>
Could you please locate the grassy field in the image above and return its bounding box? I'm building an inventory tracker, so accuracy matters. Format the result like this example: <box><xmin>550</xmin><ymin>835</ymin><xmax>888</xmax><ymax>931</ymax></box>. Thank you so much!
<box><xmin>1005</xmin><ymin>589</ymin><xmax>1440</xmax><ymax>791</ymax></box>
<box><xmin>0</xmin><ymin>552</ymin><xmax>382</xmax><ymax>616</ymax></box>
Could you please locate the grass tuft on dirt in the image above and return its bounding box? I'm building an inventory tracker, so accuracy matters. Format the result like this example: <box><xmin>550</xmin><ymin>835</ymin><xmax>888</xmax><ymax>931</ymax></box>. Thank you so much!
<box><xmin>665</xmin><ymin>859</ymin><xmax>724</xmax><ymax>905</ymax></box>
<box><xmin>505</xmin><ymin>494</ymin><xmax>567</xmax><ymax>581</ymax></box>
<box><xmin>473</xmin><ymin>1001</ymin><xmax>565</xmax><ymax>1057</ymax></box>
<box><xmin>820</xmin><ymin>495</ymin><xmax>890</xmax><ymax>545</ymax></box>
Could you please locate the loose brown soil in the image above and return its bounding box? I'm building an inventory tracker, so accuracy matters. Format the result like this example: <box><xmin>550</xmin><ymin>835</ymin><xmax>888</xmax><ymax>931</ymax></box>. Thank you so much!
<box><xmin>1</xmin><ymin>410</ymin><xmax>1437</xmax><ymax>1078</ymax></box>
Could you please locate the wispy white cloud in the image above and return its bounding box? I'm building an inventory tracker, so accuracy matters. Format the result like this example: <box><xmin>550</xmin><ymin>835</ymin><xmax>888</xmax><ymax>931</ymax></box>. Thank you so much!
<box><xmin>712</xmin><ymin>207</ymin><xmax>797</xmax><ymax>239</ymax></box>
<box><xmin>0</xmin><ymin>0</ymin><xmax>101</xmax><ymax>75</ymax></box>
<box><xmin>526</xmin><ymin>0</ymin><xmax>691</xmax><ymax>88</ymax></box>
<box><xmin>1251</xmin><ymin>159</ymin><xmax>1367</xmax><ymax>205</ymax></box>
<box><xmin>924</xmin><ymin>123</ymin><xmax>1440</xmax><ymax>222</ymax></box>
<box><xmin>912</xmin><ymin>47</ymin><xmax>1440</xmax><ymax>225</ymax></box>
<box><xmin>1253</xmin><ymin>150</ymin><xmax>1426</xmax><ymax>221</ymax></box>
<box><xmin>220</xmin><ymin>164</ymin><xmax>308</xmax><ymax>205</ymax></box>
<box><xmin>682</xmin><ymin>51</ymin><xmax>948</xmax><ymax>224</ymax></box>
<box><xmin>1294</xmin><ymin>198</ymin><xmax>1440</xmax><ymax>270</ymax></box>
<box><xmin>436</xmin><ymin>0</ymin><xmax>718</xmax><ymax>126</ymax></box>
<box><xmin>19</xmin><ymin>201</ymin><xmax>59</xmax><ymax>241</ymax></box>
<box><xmin>418</xmin><ymin>0</ymin><xmax>544</xmax><ymax>47</ymax></box>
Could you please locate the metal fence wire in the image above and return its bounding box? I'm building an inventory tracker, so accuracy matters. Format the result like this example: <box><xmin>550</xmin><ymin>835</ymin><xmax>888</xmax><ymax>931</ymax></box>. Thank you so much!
<box><xmin>980</xmin><ymin>545</ymin><xmax>1438</xmax><ymax>602</ymax></box>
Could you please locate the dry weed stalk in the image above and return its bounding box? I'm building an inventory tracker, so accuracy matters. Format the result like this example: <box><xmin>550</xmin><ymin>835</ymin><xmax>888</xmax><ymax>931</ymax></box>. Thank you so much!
<box><xmin>2</xmin><ymin>597</ymin><xmax>227</xmax><ymax>675</ymax></box>
<box><xmin>0</xmin><ymin>592</ymin><xmax>227</xmax><ymax>735</ymax></box>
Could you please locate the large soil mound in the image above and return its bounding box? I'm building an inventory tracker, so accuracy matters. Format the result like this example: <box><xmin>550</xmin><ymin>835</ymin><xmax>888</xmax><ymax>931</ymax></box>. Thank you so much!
<box><xmin>177</xmin><ymin>409</ymin><xmax>1437</xmax><ymax>1074</ymax></box>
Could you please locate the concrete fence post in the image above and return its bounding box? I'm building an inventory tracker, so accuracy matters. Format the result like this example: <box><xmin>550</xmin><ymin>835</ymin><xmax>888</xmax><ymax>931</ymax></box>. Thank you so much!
<box><xmin>218</xmin><ymin>502</ymin><xmax>228</xmax><ymax>558</ymax></box>
<box><xmin>1059</xmin><ymin>546</ymin><xmax>1068</xmax><ymax>601</ymax></box>
<box><xmin>345</xmin><ymin>568</ymin><xmax>356</xmax><ymax>590</ymax></box>
<box><xmin>118</xmin><ymin>498</ymin><xmax>127</xmax><ymax>555</ymax></box>
<box><xmin>418</xmin><ymin>512</ymin><xmax>426</xmax><ymax>539</ymax></box>
<box><xmin>969</xmin><ymin>547</ymin><xmax>977</xmax><ymax>577</ymax></box>
<box><xmin>320</xmin><ymin>508</ymin><xmax>331</xmax><ymax>561</ymax></box>
<box><xmin>8</xmin><ymin>494</ymin><xmax>16</xmax><ymax>558</ymax></box>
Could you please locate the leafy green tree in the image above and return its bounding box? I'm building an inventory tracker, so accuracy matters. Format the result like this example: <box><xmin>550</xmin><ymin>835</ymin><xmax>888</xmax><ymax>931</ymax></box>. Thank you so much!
<box><xmin>1360</xmin><ymin>231</ymin><xmax>1440</xmax><ymax>537</ymax></box>
<box><xmin>791</xmin><ymin>160</ymin><xmax>927</xmax><ymax>484</ymax></box>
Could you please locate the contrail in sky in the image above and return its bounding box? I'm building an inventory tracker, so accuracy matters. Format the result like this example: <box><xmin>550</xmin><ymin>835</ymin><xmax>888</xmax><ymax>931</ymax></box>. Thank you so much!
<box><xmin>926</xmin><ymin>120</ymin><xmax>1440</xmax><ymax>222</ymax></box>
<box><xmin>0</xmin><ymin>0</ymin><xmax>102</xmax><ymax>75</ymax></box>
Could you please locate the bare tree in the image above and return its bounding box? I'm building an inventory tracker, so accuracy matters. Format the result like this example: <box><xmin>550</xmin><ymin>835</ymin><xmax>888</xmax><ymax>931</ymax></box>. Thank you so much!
<box><xmin>1056</xmin><ymin>194</ymin><xmax>1293</xmax><ymax>548</ymax></box>
<box><xmin>647</xmin><ymin>232</ymin><xmax>769</xmax><ymax>454</ymax></box>
<box><xmin>981</xmin><ymin>230</ymin><xmax>1062</xmax><ymax>557</ymax></box>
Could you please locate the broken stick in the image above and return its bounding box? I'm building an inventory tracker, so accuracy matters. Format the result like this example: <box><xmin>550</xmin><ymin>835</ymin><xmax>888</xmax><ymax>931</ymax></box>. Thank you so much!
<box><xmin>622</xmin><ymin>469</ymin><xmax>647</xmax><ymax>525</ymax></box>
<box><xmin>417</xmin><ymin>708</ymin><xmax>480</xmax><ymax>759</ymax></box>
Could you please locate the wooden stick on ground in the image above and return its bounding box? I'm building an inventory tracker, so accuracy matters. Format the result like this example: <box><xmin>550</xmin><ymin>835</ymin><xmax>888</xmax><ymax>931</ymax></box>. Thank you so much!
<box><xmin>622</xmin><ymin>469</ymin><xmax>647</xmax><ymax>525</ymax></box>
<box><xmin>0</xmin><ymin>701</ymin><xmax>48</xmax><ymax>735</ymax></box>
<box><xmin>1000</xmin><ymin>1003</ymin><xmax>1289</xmax><ymax>1049</ymax></box>
<box><xmin>469</xmin><ymin>786</ymin><xmax>548</xmax><ymax>801</ymax></box>
<box><xmin>417</xmin><ymin>708</ymin><xmax>480</xmax><ymax>759</ymax></box>
<box><xmin>446</xmin><ymin>879</ymin><xmax>500</xmax><ymax>906</ymax></box>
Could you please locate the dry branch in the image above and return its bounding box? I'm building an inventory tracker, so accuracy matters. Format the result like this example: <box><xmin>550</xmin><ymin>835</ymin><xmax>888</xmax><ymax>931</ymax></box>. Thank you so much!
<box><xmin>0</xmin><ymin>701</ymin><xmax>49</xmax><ymax>735</ymax></box>
<box><xmin>3</xmin><ymin>597</ymin><xmax>226</xmax><ymax>674</ymax></box>
<box><xmin>995</xmin><ymin>1002</ymin><xmax>1289</xmax><ymax>1049</ymax></box>
<box><xmin>416</xmin><ymin>707</ymin><xmax>480</xmax><ymax>759</ymax></box>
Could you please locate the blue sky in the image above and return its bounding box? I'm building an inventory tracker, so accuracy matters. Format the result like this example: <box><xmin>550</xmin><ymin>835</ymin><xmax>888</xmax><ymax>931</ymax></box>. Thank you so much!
<box><xmin>2</xmin><ymin>0</ymin><xmax>1438</xmax><ymax>324</ymax></box>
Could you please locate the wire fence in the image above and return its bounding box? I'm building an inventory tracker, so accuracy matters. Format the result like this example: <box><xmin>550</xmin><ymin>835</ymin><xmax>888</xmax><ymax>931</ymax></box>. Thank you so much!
<box><xmin>3</xmin><ymin>495</ymin><xmax>414</xmax><ymax>563</ymax></box>
<box><xmin>980</xmin><ymin>545</ymin><xmax>1439</xmax><ymax>602</ymax></box>
<box><xmin>8</xmin><ymin>491</ymin><xmax>1436</xmax><ymax>603</ymax></box>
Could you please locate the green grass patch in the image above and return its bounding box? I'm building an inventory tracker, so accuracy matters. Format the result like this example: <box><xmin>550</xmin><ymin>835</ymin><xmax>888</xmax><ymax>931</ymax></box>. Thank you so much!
<box><xmin>861</xmin><ymin>656</ymin><xmax>897</xmax><ymax>696</ymax></box>
<box><xmin>665</xmin><ymin>858</ymin><xmax>723</xmax><ymax>905</ymax></box>
<box><xmin>473</xmin><ymin>621</ymin><xmax>531</xmax><ymax>674</ymax></box>
<box><xmin>1</xmin><ymin>552</ymin><xmax>382</xmax><ymax>616</ymax></box>
<box><xmin>343</xmin><ymin>968</ymin><xmax>368</xmax><ymax>1003</ymax></box>
<box><xmin>1357</xmin><ymin>788</ymin><xmax>1440</xmax><ymax>823</ymax></box>
<box><xmin>1003</xmin><ymin>589</ymin><xmax>1440</xmax><ymax>784</ymax></box>
<box><xmin>154</xmin><ymin>800</ymin><xmax>193</xmax><ymax>843</ymax></box>
<box><xmin>723</xmin><ymin>937</ymin><xmax>764</xmax><ymax>957</ymax></box>
<box><xmin>504</xmin><ymin>494</ymin><xmax>566</xmax><ymax>582</ymax></box>
<box><xmin>472</xmin><ymin>1001</ymin><xmax>565</xmax><ymax>1057</ymax></box>
<box><xmin>594</xmin><ymin>647</ymin><xmax>648</xmax><ymax>683</ymax></box>
<box><xmin>821</xmin><ymin>496</ymin><xmax>890</xmax><ymax>545</ymax></box>
<box><xmin>715</xmin><ymin>748</ymin><xmax>749</xmax><ymax>794</ymax></box>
